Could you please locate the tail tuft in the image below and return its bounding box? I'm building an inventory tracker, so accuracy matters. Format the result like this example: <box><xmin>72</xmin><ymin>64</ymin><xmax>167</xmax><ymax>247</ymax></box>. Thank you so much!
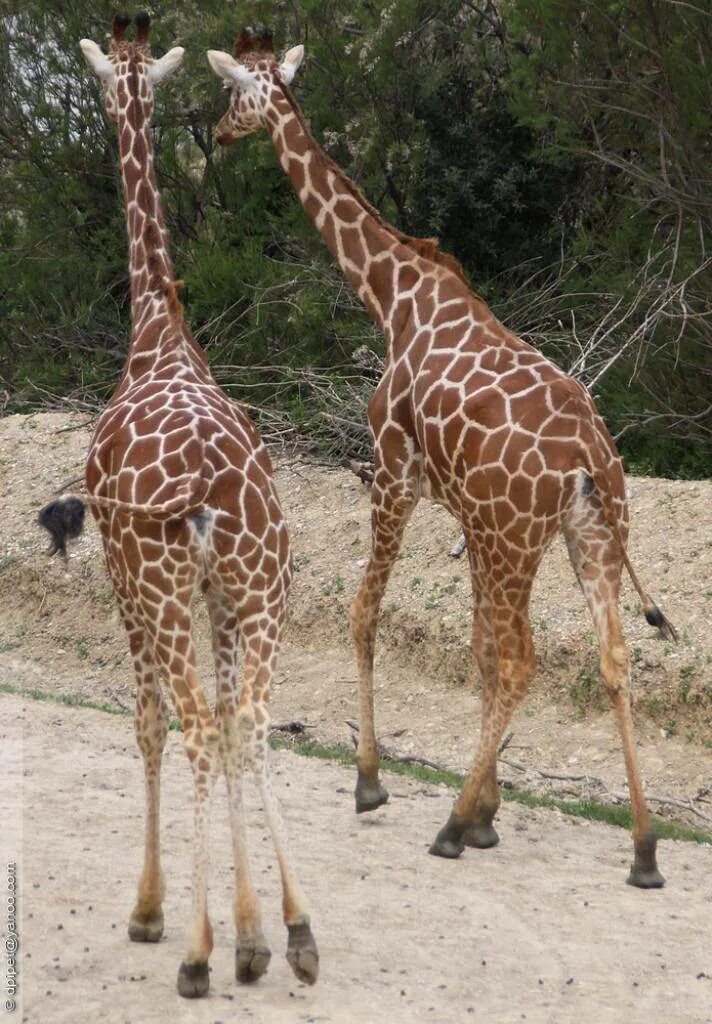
<box><xmin>644</xmin><ymin>604</ymin><xmax>678</xmax><ymax>643</ymax></box>
<box><xmin>37</xmin><ymin>497</ymin><xmax>86</xmax><ymax>559</ymax></box>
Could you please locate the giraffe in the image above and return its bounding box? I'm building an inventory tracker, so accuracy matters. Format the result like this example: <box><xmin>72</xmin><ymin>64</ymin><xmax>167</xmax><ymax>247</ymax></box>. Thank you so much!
<box><xmin>40</xmin><ymin>14</ymin><xmax>319</xmax><ymax>999</ymax></box>
<box><xmin>207</xmin><ymin>29</ymin><xmax>677</xmax><ymax>888</ymax></box>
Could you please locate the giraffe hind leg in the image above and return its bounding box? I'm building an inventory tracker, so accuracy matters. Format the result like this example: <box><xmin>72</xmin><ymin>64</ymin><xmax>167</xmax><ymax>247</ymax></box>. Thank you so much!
<box><xmin>206</xmin><ymin>585</ymin><xmax>273</xmax><ymax>985</ymax></box>
<box><xmin>240</xmin><ymin>627</ymin><xmax>319</xmax><ymax>986</ymax></box>
<box><xmin>564</xmin><ymin>504</ymin><xmax>664</xmax><ymax>888</ymax></box>
<box><xmin>125</xmin><ymin>625</ymin><xmax>169</xmax><ymax>943</ymax></box>
<box><xmin>143</xmin><ymin>599</ymin><xmax>220</xmax><ymax>997</ymax></box>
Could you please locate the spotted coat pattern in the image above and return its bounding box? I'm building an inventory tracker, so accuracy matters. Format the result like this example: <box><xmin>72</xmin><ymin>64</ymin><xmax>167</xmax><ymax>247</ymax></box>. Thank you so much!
<box><xmin>211</xmin><ymin>31</ymin><xmax>672</xmax><ymax>886</ymax></box>
<box><xmin>80</xmin><ymin>18</ymin><xmax>317</xmax><ymax>999</ymax></box>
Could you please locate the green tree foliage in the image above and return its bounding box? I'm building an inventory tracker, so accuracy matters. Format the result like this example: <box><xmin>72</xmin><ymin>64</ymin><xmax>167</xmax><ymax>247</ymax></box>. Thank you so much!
<box><xmin>0</xmin><ymin>0</ymin><xmax>709</xmax><ymax>475</ymax></box>
<box><xmin>505</xmin><ymin>0</ymin><xmax>711</xmax><ymax>475</ymax></box>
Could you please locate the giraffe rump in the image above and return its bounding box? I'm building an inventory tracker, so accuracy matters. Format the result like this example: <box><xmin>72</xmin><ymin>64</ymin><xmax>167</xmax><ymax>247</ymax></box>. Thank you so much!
<box><xmin>571</xmin><ymin>403</ymin><xmax>678</xmax><ymax>643</ymax></box>
<box><xmin>37</xmin><ymin>497</ymin><xmax>86</xmax><ymax>558</ymax></box>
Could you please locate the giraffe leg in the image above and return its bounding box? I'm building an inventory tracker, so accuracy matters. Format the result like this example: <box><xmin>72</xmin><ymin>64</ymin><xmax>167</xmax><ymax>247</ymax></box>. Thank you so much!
<box><xmin>351</xmin><ymin>465</ymin><xmax>419</xmax><ymax>814</ymax></box>
<box><xmin>125</xmin><ymin>626</ymin><xmax>169</xmax><ymax>943</ymax></box>
<box><xmin>241</xmin><ymin>623</ymin><xmax>319</xmax><ymax>986</ymax></box>
<box><xmin>206</xmin><ymin>587</ymin><xmax>272</xmax><ymax>985</ymax></box>
<box><xmin>431</xmin><ymin>566</ymin><xmax>536</xmax><ymax>859</ymax></box>
<box><xmin>222</xmin><ymin>708</ymin><xmax>273</xmax><ymax>983</ymax></box>
<box><xmin>462</xmin><ymin>587</ymin><xmax>500</xmax><ymax>850</ymax></box>
<box><xmin>564</xmin><ymin>508</ymin><xmax>664</xmax><ymax>888</ymax></box>
<box><xmin>145</xmin><ymin>604</ymin><xmax>220</xmax><ymax>998</ymax></box>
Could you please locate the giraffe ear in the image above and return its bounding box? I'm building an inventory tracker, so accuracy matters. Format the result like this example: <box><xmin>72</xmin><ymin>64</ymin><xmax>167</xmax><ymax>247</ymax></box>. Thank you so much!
<box><xmin>206</xmin><ymin>49</ymin><xmax>256</xmax><ymax>89</ymax></box>
<box><xmin>279</xmin><ymin>44</ymin><xmax>304</xmax><ymax>85</ymax></box>
<box><xmin>148</xmin><ymin>47</ymin><xmax>185</xmax><ymax>84</ymax></box>
<box><xmin>79</xmin><ymin>39</ymin><xmax>115</xmax><ymax>83</ymax></box>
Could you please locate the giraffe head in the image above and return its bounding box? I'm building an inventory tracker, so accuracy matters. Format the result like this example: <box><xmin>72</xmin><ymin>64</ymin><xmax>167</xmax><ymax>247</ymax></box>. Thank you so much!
<box><xmin>207</xmin><ymin>27</ymin><xmax>304</xmax><ymax>145</ymax></box>
<box><xmin>80</xmin><ymin>12</ymin><xmax>184</xmax><ymax>124</ymax></box>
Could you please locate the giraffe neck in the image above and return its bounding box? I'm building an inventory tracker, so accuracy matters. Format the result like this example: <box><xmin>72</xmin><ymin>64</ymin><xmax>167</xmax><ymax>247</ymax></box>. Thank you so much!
<box><xmin>117</xmin><ymin>88</ymin><xmax>174</xmax><ymax>325</ymax></box>
<box><xmin>114</xmin><ymin>77</ymin><xmax>208</xmax><ymax>387</ymax></box>
<box><xmin>266</xmin><ymin>86</ymin><xmax>412</xmax><ymax>332</ymax></box>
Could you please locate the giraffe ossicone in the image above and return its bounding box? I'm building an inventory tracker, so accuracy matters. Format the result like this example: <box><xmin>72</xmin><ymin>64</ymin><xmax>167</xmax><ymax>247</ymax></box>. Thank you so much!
<box><xmin>209</xmin><ymin>27</ymin><xmax>676</xmax><ymax>890</ymax></box>
<box><xmin>39</xmin><ymin>13</ymin><xmax>318</xmax><ymax>999</ymax></box>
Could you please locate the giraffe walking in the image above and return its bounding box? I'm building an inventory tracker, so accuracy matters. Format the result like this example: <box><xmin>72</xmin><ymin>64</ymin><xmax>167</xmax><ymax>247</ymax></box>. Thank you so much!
<box><xmin>41</xmin><ymin>15</ymin><xmax>318</xmax><ymax>998</ymax></box>
<box><xmin>208</xmin><ymin>28</ymin><xmax>676</xmax><ymax>888</ymax></box>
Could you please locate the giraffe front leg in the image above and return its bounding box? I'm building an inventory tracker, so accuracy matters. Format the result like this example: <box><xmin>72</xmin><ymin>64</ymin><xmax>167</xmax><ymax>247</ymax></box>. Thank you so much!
<box><xmin>350</xmin><ymin>561</ymin><xmax>389</xmax><ymax>815</ymax></box>
<box><xmin>351</xmin><ymin>560</ymin><xmax>390</xmax><ymax>814</ymax></box>
<box><xmin>351</xmin><ymin>468</ymin><xmax>418</xmax><ymax>815</ymax></box>
<box><xmin>431</xmin><ymin>574</ymin><xmax>536</xmax><ymax>859</ymax></box>
<box><xmin>461</xmin><ymin>762</ymin><xmax>501</xmax><ymax>850</ymax></box>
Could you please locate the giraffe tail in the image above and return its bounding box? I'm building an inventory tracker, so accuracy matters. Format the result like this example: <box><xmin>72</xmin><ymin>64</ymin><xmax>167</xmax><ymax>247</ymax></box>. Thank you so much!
<box><xmin>86</xmin><ymin>434</ymin><xmax>211</xmax><ymax>519</ymax></box>
<box><xmin>85</xmin><ymin>473</ymin><xmax>210</xmax><ymax>519</ymax></box>
<box><xmin>37</xmin><ymin>497</ymin><xmax>86</xmax><ymax>559</ymax></box>
<box><xmin>576</xmin><ymin>447</ymin><xmax>678</xmax><ymax>643</ymax></box>
<box><xmin>39</xmin><ymin>473</ymin><xmax>210</xmax><ymax>558</ymax></box>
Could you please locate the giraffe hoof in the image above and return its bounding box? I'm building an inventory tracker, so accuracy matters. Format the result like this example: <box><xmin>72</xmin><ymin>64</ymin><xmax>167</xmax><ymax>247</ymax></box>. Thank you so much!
<box><xmin>463</xmin><ymin>823</ymin><xmax>500</xmax><ymax>849</ymax></box>
<box><xmin>627</xmin><ymin>829</ymin><xmax>665</xmax><ymax>888</ymax></box>
<box><xmin>236</xmin><ymin>942</ymin><xmax>271</xmax><ymax>983</ymax></box>
<box><xmin>128</xmin><ymin>909</ymin><xmax>164</xmax><ymax>943</ymax></box>
<box><xmin>627</xmin><ymin>867</ymin><xmax>665</xmax><ymax>889</ymax></box>
<box><xmin>429</xmin><ymin>812</ymin><xmax>466</xmax><ymax>859</ymax></box>
<box><xmin>286</xmin><ymin>922</ymin><xmax>319</xmax><ymax>985</ymax></box>
<box><xmin>177</xmin><ymin>959</ymin><xmax>210</xmax><ymax>998</ymax></box>
<box><xmin>428</xmin><ymin>835</ymin><xmax>464</xmax><ymax>859</ymax></box>
<box><xmin>355</xmin><ymin>772</ymin><xmax>389</xmax><ymax>814</ymax></box>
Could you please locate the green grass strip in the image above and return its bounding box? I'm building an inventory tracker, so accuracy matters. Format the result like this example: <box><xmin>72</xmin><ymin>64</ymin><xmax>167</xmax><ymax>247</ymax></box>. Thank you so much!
<box><xmin>271</xmin><ymin>737</ymin><xmax>711</xmax><ymax>844</ymax></box>
<box><xmin>3</xmin><ymin>681</ymin><xmax>709</xmax><ymax>844</ymax></box>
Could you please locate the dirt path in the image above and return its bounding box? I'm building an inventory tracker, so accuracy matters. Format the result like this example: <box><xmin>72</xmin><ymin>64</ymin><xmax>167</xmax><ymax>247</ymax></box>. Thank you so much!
<box><xmin>1</xmin><ymin>412</ymin><xmax>710</xmax><ymax>831</ymax></box>
<box><xmin>1</xmin><ymin>410</ymin><xmax>711</xmax><ymax>1021</ymax></box>
<box><xmin>3</xmin><ymin>693</ymin><xmax>711</xmax><ymax>1024</ymax></box>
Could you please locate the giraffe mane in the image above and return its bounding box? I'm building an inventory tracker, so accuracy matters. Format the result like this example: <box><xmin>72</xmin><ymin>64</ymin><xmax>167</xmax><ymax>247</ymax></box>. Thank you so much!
<box><xmin>164</xmin><ymin>279</ymin><xmax>185</xmax><ymax>320</ymax></box>
<box><xmin>277</xmin><ymin>80</ymin><xmax>471</xmax><ymax>289</ymax></box>
<box><xmin>144</xmin><ymin>222</ymin><xmax>184</xmax><ymax>322</ymax></box>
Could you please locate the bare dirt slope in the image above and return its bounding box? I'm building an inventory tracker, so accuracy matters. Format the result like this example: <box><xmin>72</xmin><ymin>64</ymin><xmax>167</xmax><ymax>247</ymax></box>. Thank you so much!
<box><xmin>1</xmin><ymin>412</ymin><xmax>710</xmax><ymax>820</ymax></box>
<box><xmin>1</xmin><ymin>411</ymin><xmax>711</xmax><ymax>1024</ymax></box>
<box><xmin>4</xmin><ymin>693</ymin><xmax>712</xmax><ymax>1024</ymax></box>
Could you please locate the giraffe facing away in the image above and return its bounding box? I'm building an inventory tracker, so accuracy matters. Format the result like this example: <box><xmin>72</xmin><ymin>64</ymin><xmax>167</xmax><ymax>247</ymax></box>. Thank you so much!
<box><xmin>208</xmin><ymin>28</ymin><xmax>677</xmax><ymax>888</ymax></box>
<box><xmin>42</xmin><ymin>14</ymin><xmax>319</xmax><ymax>1000</ymax></box>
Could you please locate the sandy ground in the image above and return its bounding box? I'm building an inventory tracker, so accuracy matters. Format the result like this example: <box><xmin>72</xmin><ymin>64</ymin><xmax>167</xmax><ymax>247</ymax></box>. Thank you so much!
<box><xmin>0</xmin><ymin>412</ymin><xmax>710</xmax><ymax>818</ymax></box>
<box><xmin>3</xmin><ymin>693</ymin><xmax>711</xmax><ymax>1024</ymax></box>
<box><xmin>0</xmin><ymin>410</ymin><xmax>711</xmax><ymax>1022</ymax></box>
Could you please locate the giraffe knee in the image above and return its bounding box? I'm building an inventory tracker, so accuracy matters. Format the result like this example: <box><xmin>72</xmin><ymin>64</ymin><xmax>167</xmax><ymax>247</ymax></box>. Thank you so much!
<box><xmin>499</xmin><ymin>652</ymin><xmax>536</xmax><ymax>694</ymax></box>
<box><xmin>601</xmin><ymin>644</ymin><xmax>629</xmax><ymax>696</ymax></box>
<box><xmin>237</xmin><ymin>703</ymin><xmax>255</xmax><ymax>737</ymax></box>
<box><xmin>349</xmin><ymin>597</ymin><xmax>376</xmax><ymax>656</ymax></box>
